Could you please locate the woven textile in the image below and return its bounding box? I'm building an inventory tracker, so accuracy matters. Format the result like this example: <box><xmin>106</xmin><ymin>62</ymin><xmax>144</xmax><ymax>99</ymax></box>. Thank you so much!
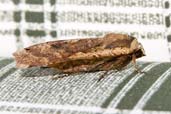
<box><xmin>0</xmin><ymin>0</ymin><xmax>171</xmax><ymax>61</ymax></box>
<box><xmin>0</xmin><ymin>58</ymin><xmax>171</xmax><ymax>113</ymax></box>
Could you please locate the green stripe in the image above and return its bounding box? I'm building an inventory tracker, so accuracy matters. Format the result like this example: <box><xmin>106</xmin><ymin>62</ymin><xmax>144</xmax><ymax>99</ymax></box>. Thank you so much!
<box><xmin>13</xmin><ymin>11</ymin><xmax>21</xmax><ymax>22</ymax></box>
<box><xmin>50</xmin><ymin>0</ymin><xmax>56</xmax><ymax>5</ymax></box>
<box><xmin>101</xmin><ymin>63</ymin><xmax>150</xmax><ymax>108</ymax></box>
<box><xmin>12</xmin><ymin>0</ymin><xmax>20</xmax><ymax>4</ymax></box>
<box><xmin>0</xmin><ymin>59</ymin><xmax>16</xmax><ymax>82</ymax></box>
<box><xmin>26</xmin><ymin>0</ymin><xmax>43</xmax><ymax>4</ymax></box>
<box><xmin>26</xmin><ymin>30</ymin><xmax>46</xmax><ymax>37</ymax></box>
<box><xmin>0</xmin><ymin>68</ymin><xmax>17</xmax><ymax>82</ymax></box>
<box><xmin>116</xmin><ymin>63</ymin><xmax>171</xmax><ymax>109</ymax></box>
<box><xmin>25</xmin><ymin>11</ymin><xmax>44</xmax><ymax>23</ymax></box>
<box><xmin>0</xmin><ymin>59</ymin><xmax>13</xmax><ymax>69</ymax></box>
<box><xmin>144</xmin><ymin>69</ymin><xmax>171</xmax><ymax>111</ymax></box>
<box><xmin>51</xmin><ymin>12</ymin><xmax>57</xmax><ymax>23</ymax></box>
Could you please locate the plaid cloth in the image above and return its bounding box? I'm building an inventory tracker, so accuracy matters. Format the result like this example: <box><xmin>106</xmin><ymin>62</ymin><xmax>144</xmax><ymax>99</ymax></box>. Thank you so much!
<box><xmin>0</xmin><ymin>0</ymin><xmax>171</xmax><ymax>61</ymax></box>
<box><xmin>0</xmin><ymin>58</ymin><xmax>171</xmax><ymax>113</ymax></box>
<box><xmin>0</xmin><ymin>0</ymin><xmax>58</xmax><ymax>56</ymax></box>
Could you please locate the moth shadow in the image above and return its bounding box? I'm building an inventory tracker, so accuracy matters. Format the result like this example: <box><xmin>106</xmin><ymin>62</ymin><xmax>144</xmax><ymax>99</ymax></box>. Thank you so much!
<box><xmin>21</xmin><ymin>67</ymin><xmax>59</xmax><ymax>77</ymax></box>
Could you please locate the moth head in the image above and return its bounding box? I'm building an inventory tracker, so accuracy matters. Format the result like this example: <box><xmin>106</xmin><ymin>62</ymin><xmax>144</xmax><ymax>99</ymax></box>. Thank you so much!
<box><xmin>138</xmin><ymin>43</ymin><xmax>146</xmax><ymax>57</ymax></box>
<box><xmin>131</xmin><ymin>42</ymin><xmax>146</xmax><ymax>59</ymax></box>
<box><xmin>128</xmin><ymin>35</ymin><xmax>146</xmax><ymax>58</ymax></box>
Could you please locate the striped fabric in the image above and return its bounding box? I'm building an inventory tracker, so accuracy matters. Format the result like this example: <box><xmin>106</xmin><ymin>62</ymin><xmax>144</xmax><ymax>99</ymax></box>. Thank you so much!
<box><xmin>0</xmin><ymin>58</ymin><xmax>171</xmax><ymax>114</ymax></box>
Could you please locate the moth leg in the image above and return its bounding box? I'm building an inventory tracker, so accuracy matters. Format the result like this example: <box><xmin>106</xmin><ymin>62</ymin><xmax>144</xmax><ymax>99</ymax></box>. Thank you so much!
<box><xmin>50</xmin><ymin>71</ymin><xmax>71</xmax><ymax>80</ymax></box>
<box><xmin>98</xmin><ymin>70</ymin><xmax>113</xmax><ymax>82</ymax></box>
<box><xmin>98</xmin><ymin>71</ymin><xmax>108</xmax><ymax>82</ymax></box>
<box><xmin>41</xmin><ymin>66</ymin><xmax>49</xmax><ymax>69</ymax></box>
<box><xmin>132</xmin><ymin>54</ymin><xmax>144</xmax><ymax>73</ymax></box>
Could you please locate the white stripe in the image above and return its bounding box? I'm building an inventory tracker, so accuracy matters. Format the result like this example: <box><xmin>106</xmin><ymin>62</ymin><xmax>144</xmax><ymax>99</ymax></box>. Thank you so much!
<box><xmin>109</xmin><ymin>63</ymin><xmax>160</xmax><ymax>108</ymax></box>
<box><xmin>19</xmin><ymin>0</ymin><xmax>26</xmax><ymax>49</ymax></box>
<box><xmin>0</xmin><ymin>3</ymin><xmax>15</xmax><ymax>11</ymax></box>
<box><xmin>0</xmin><ymin>69</ymin><xmax>24</xmax><ymax>100</ymax></box>
<box><xmin>133</xmin><ymin>66</ymin><xmax>171</xmax><ymax>110</ymax></box>
<box><xmin>0</xmin><ymin>2</ymin><xmax>167</xmax><ymax>13</ymax></box>
<box><xmin>0</xmin><ymin>22</ymin><xmax>164</xmax><ymax>33</ymax></box>
<box><xmin>0</xmin><ymin>111</ymin><xmax>37</xmax><ymax>114</ymax></box>
<box><xmin>0</xmin><ymin>3</ymin><xmax>165</xmax><ymax>13</ymax></box>
<box><xmin>57</xmin><ymin>23</ymin><xmax>165</xmax><ymax>33</ymax></box>
<box><xmin>0</xmin><ymin>58</ymin><xmax>5</xmax><ymax>61</ymax></box>
<box><xmin>0</xmin><ymin>3</ymin><xmax>43</xmax><ymax>12</ymax></box>
<box><xmin>0</xmin><ymin>101</ymin><xmax>170</xmax><ymax>114</ymax></box>
<box><xmin>0</xmin><ymin>62</ymin><xmax>15</xmax><ymax>78</ymax></box>
<box><xmin>84</xmin><ymin>65</ymin><xmax>139</xmax><ymax>105</ymax></box>
<box><xmin>0</xmin><ymin>22</ymin><xmax>18</xmax><ymax>30</ymax></box>
<box><xmin>55</xmin><ymin>4</ymin><xmax>165</xmax><ymax>14</ymax></box>
<box><xmin>43</xmin><ymin>0</ymin><xmax>53</xmax><ymax>41</ymax></box>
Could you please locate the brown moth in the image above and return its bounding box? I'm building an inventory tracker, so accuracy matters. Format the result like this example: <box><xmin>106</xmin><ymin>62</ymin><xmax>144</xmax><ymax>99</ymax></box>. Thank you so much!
<box><xmin>13</xmin><ymin>33</ymin><xmax>145</xmax><ymax>81</ymax></box>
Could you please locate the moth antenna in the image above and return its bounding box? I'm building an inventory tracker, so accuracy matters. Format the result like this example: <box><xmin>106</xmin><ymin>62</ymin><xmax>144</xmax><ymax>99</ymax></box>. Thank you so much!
<box><xmin>97</xmin><ymin>72</ymin><xmax>106</xmax><ymax>82</ymax></box>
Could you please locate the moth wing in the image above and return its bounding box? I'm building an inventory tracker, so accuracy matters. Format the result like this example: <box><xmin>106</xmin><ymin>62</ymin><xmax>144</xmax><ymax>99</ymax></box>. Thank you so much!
<box><xmin>68</xmin><ymin>34</ymin><xmax>141</xmax><ymax>60</ymax></box>
<box><xmin>13</xmin><ymin>38</ymin><xmax>103</xmax><ymax>68</ymax></box>
<box><xmin>13</xmin><ymin>33</ymin><xmax>142</xmax><ymax>68</ymax></box>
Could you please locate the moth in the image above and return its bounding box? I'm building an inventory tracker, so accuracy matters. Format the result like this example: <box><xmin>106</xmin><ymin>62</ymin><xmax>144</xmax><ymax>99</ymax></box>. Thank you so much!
<box><xmin>13</xmin><ymin>33</ymin><xmax>145</xmax><ymax>81</ymax></box>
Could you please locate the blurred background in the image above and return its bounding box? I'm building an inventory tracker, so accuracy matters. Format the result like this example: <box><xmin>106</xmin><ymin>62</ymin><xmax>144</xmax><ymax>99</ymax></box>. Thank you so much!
<box><xmin>0</xmin><ymin>0</ymin><xmax>171</xmax><ymax>62</ymax></box>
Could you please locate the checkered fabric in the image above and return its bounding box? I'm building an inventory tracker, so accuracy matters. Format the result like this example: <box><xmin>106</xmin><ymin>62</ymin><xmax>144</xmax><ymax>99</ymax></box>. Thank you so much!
<box><xmin>12</xmin><ymin>0</ymin><xmax>57</xmax><ymax>45</ymax></box>
<box><xmin>0</xmin><ymin>0</ymin><xmax>58</xmax><ymax>56</ymax></box>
